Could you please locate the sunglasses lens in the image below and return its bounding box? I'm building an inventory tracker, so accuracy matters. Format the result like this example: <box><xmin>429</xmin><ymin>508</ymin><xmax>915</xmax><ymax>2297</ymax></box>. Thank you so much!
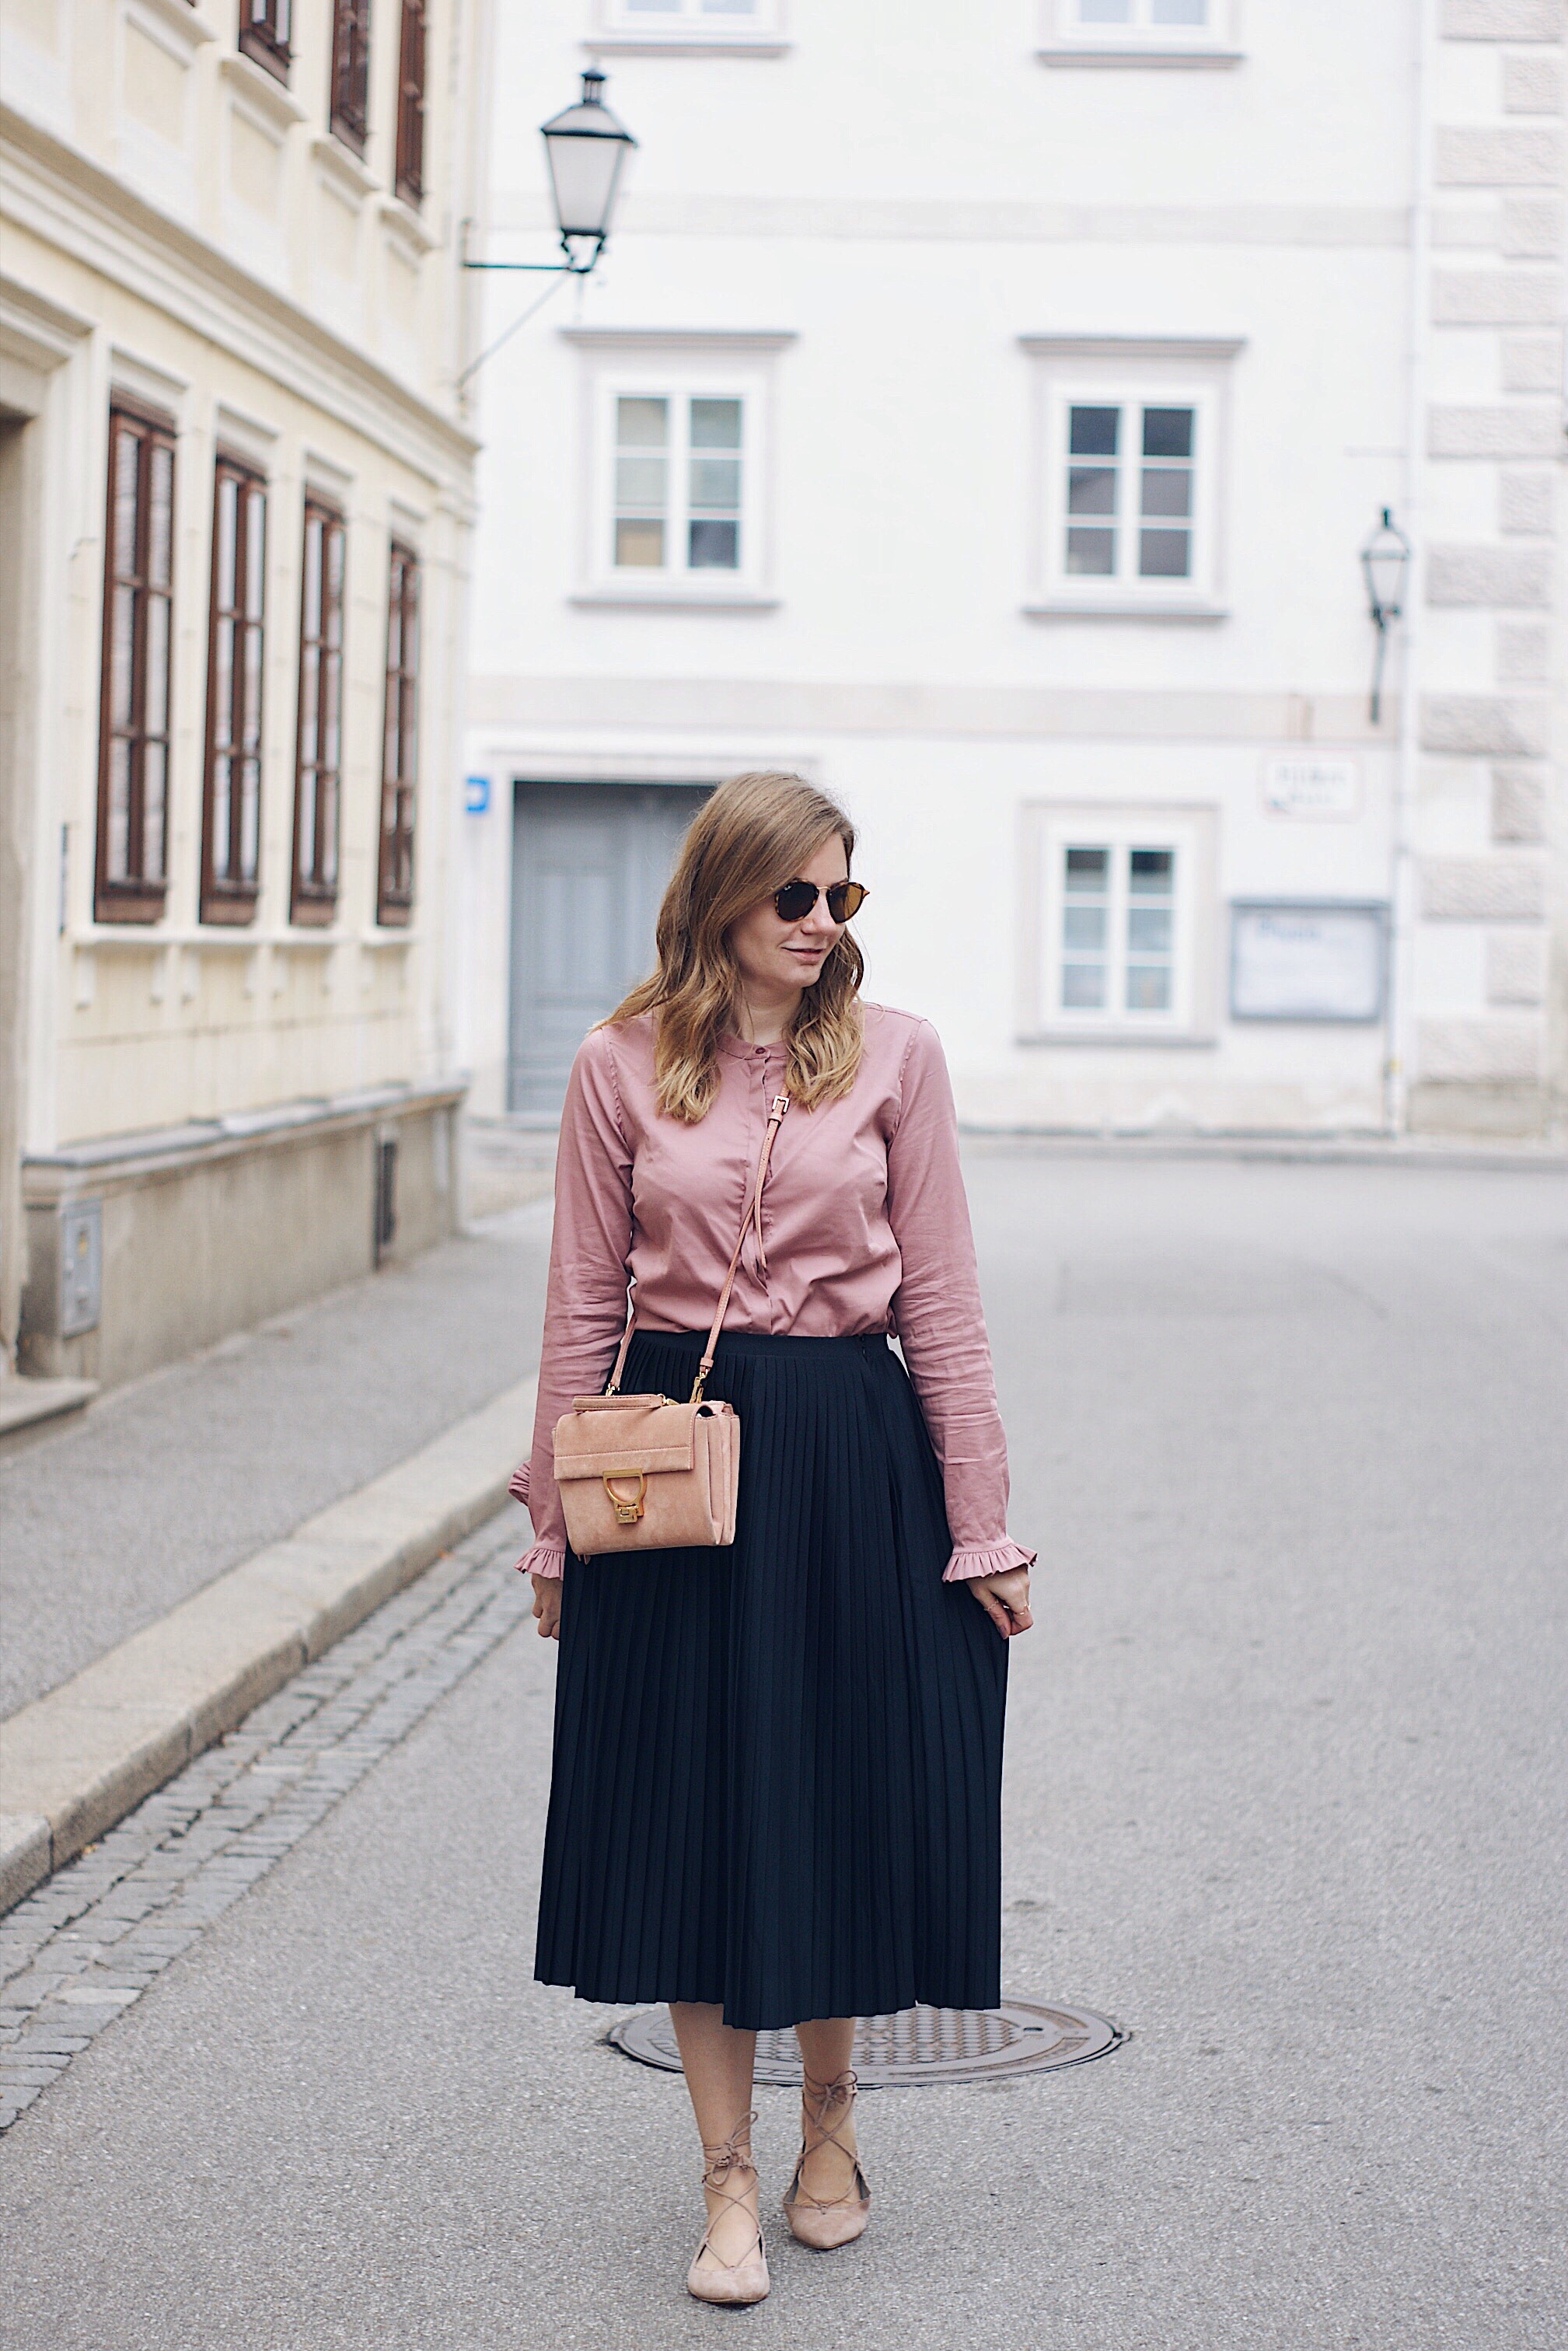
<box><xmin>773</xmin><ymin>881</ymin><xmax>817</xmax><ymax>920</ymax></box>
<box><xmin>826</xmin><ymin>882</ymin><xmax>866</xmax><ymax>921</ymax></box>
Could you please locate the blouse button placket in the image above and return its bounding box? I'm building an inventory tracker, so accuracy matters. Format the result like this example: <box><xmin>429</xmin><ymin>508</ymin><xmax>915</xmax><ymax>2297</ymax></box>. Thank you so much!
<box><xmin>754</xmin><ymin>1051</ymin><xmax>781</xmax><ymax>1328</ymax></box>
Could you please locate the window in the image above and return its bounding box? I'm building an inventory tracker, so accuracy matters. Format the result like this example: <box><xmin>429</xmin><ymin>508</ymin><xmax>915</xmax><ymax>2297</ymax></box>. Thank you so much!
<box><xmin>570</xmin><ymin>328</ymin><xmax>791</xmax><ymax>602</ymax></box>
<box><xmin>329</xmin><ymin>0</ymin><xmax>371</xmax><ymax>155</ymax></box>
<box><xmin>377</xmin><ymin>543</ymin><xmax>419</xmax><ymax>924</ymax></box>
<box><xmin>1021</xmin><ymin>338</ymin><xmax>1240</xmax><ymax>613</ymax></box>
<box><xmin>1064</xmin><ymin>402</ymin><xmax>1197</xmax><ymax>583</ymax></box>
<box><xmin>1059</xmin><ymin>844</ymin><xmax>1178</xmax><ymax>1014</ymax></box>
<box><xmin>1039</xmin><ymin>0</ymin><xmax>1238</xmax><ymax>51</ymax></box>
<box><xmin>201</xmin><ymin>456</ymin><xmax>267</xmax><ymax>922</ymax></box>
<box><xmin>394</xmin><ymin>0</ymin><xmax>426</xmax><ymax>207</ymax></box>
<box><xmin>238</xmin><ymin>0</ymin><xmax>292</xmax><ymax>82</ymax></box>
<box><xmin>1023</xmin><ymin>803</ymin><xmax>1218</xmax><ymax>1041</ymax></box>
<box><xmin>612</xmin><ymin>393</ymin><xmax>745</xmax><ymax>576</ymax></box>
<box><xmin>292</xmin><ymin>499</ymin><xmax>345</xmax><ymax>924</ymax></box>
<box><xmin>603</xmin><ymin>0</ymin><xmax>781</xmax><ymax>33</ymax></box>
<box><xmin>1073</xmin><ymin>0</ymin><xmax>1210</xmax><ymax>26</ymax></box>
<box><xmin>96</xmin><ymin>402</ymin><xmax>176</xmax><ymax>924</ymax></box>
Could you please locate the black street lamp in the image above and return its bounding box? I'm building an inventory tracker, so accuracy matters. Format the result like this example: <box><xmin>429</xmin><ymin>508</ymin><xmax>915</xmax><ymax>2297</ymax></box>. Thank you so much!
<box><xmin>461</xmin><ymin>69</ymin><xmax>637</xmax><ymax>282</ymax></box>
<box><xmin>1360</xmin><ymin>507</ymin><xmax>1410</xmax><ymax>725</ymax></box>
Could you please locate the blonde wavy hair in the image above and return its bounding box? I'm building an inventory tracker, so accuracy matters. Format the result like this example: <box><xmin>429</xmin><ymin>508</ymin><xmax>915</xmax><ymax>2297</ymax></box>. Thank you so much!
<box><xmin>603</xmin><ymin>771</ymin><xmax>866</xmax><ymax>1123</ymax></box>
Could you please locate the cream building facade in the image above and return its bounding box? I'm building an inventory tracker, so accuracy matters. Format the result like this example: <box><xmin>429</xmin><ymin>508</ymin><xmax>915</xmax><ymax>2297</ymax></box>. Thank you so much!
<box><xmin>463</xmin><ymin>0</ymin><xmax>1566</xmax><ymax>1144</ymax></box>
<box><xmin>2</xmin><ymin>0</ymin><xmax>493</xmax><ymax>1419</ymax></box>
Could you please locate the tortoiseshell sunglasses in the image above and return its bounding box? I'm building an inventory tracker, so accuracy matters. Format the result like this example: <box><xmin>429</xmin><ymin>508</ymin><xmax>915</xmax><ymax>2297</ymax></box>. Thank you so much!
<box><xmin>770</xmin><ymin>879</ymin><xmax>868</xmax><ymax>923</ymax></box>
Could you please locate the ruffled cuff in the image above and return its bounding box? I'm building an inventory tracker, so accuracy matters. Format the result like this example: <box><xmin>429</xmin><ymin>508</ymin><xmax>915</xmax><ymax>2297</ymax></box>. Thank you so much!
<box><xmin>508</xmin><ymin>1462</ymin><xmax>530</xmax><ymax>1507</ymax></box>
<box><xmin>515</xmin><ymin>1540</ymin><xmax>565</xmax><ymax>1581</ymax></box>
<box><xmin>942</xmin><ymin>1538</ymin><xmax>1037</xmax><ymax>1584</ymax></box>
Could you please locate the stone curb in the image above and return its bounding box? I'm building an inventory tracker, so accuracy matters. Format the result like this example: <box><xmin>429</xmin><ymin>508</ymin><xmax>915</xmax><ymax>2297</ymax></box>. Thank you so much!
<box><xmin>0</xmin><ymin>1374</ymin><xmax>537</xmax><ymax>1916</ymax></box>
<box><xmin>0</xmin><ymin>1377</ymin><xmax>100</xmax><ymax>1459</ymax></box>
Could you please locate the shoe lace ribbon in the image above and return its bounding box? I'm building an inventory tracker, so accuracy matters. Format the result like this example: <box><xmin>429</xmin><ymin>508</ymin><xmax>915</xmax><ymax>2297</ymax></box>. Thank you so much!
<box><xmin>697</xmin><ymin>2112</ymin><xmax>763</xmax><ymax>2272</ymax></box>
<box><xmin>787</xmin><ymin>2067</ymin><xmax>866</xmax><ymax>2213</ymax></box>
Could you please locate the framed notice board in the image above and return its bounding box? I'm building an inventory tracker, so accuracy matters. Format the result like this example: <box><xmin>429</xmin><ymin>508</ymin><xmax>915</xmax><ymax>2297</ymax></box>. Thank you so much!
<box><xmin>1229</xmin><ymin>900</ymin><xmax>1388</xmax><ymax>1023</ymax></box>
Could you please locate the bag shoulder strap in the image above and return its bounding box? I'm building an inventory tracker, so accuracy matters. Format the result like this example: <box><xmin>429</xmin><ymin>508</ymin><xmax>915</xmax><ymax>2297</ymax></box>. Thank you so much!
<box><xmin>605</xmin><ymin>1091</ymin><xmax>791</xmax><ymax>1405</ymax></box>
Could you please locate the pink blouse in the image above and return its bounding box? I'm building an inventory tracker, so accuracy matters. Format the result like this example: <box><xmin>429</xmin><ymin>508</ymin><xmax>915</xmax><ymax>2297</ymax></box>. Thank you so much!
<box><xmin>514</xmin><ymin>1001</ymin><xmax>1035</xmax><ymax>1585</ymax></box>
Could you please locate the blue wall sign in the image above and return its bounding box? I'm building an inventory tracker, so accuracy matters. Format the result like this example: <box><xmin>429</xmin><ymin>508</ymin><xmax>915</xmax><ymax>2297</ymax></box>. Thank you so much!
<box><xmin>465</xmin><ymin>774</ymin><xmax>491</xmax><ymax>816</ymax></box>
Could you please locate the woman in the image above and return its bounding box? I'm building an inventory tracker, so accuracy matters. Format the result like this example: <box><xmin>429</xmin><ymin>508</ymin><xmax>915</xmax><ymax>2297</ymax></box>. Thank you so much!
<box><xmin>513</xmin><ymin>772</ymin><xmax>1035</xmax><ymax>2307</ymax></box>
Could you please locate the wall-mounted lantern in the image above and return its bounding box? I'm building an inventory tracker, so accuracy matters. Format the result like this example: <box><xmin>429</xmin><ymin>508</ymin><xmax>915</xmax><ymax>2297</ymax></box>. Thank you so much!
<box><xmin>540</xmin><ymin>70</ymin><xmax>637</xmax><ymax>273</ymax></box>
<box><xmin>463</xmin><ymin>70</ymin><xmax>637</xmax><ymax>284</ymax></box>
<box><xmin>456</xmin><ymin>72</ymin><xmax>638</xmax><ymax>390</ymax></box>
<box><xmin>1360</xmin><ymin>507</ymin><xmax>1410</xmax><ymax>725</ymax></box>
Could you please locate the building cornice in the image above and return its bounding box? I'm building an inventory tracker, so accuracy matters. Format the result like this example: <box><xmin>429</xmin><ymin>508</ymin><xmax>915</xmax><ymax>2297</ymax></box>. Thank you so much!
<box><xmin>309</xmin><ymin>132</ymin><xmax>378</xmax><ymax>204</ymax></box>
<box><xmin>1018</xmin><ymin>333</ymin><xmax>1248</xmax><ymax>360</ymax></box>
<box><xmin>131</xmin><ymin>0</ymin><xmax>217</xmax><ymax>51</ymax></box>
<box><xmin>379</xmin><ymin>192</ymin><xmax>440</xmax><ymax>257</ymax></box>
<box><xmin>0</xmin><ymin>274</ymin><xmax>94</xmax><ymax>372</ymax></box>
<box><xmin>216</xmin><ymin>50</ymin><xmax>309</xmax><ymax>134</ymax></box>
<box><xmin>0</xmin><ymin>103</ymin><xmax>480</xmax><ymax>479</ymax></box>
<box><xmin>582</xmin><ymin>35</ymin><xmax>791</xmax><ymax>58</ymax></box>
<box><xmin>1035</xmin><ymin>45</ymin><xmax>1244</xmax><ymax>70</ymax></box>
<box><xmin>1022</xmin><ymin>599</ymin><xmax>1231</xmax><ymax>623</ymax></box>
<box><xmin>558</xmin><ymin>326</ymin><xmax>798</xmax><ymax>352</ymax></box>
<box><xmin>569</xmin><ymin>589</ymin><xmax>782</xmax><ymax>611</ymax></box>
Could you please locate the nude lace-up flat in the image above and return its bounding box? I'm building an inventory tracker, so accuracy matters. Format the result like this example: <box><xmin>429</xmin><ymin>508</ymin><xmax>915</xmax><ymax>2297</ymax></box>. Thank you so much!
<box><xmin>782</xmin><ymin>2067</ymin><xmax>871</xmax><ymax>2251</ymax></box>
<box><xmin>687</xmin><ymin>2114</ymin><xmax>770</xmax><ymax>2306</ymax></box>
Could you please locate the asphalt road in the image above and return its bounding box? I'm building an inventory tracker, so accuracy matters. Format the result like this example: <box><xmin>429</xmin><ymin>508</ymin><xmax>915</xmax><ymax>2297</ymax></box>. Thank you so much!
<box><xmin>2</xmin><ymin>1151</ymin><xmax>1565</xmax><ymax>2349</ymax></box>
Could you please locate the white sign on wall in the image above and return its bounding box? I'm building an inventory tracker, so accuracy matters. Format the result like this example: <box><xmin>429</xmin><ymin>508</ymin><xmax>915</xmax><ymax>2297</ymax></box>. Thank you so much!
<box><xmin>1230</xmin><ymin>901</ymin><xmax>1387</xmax><ymax>1023</ymax></box>
<box><xmin>1262</xmin><ymin>756</ymin><xmax>1360</xmax><ymax>819</ymax></box>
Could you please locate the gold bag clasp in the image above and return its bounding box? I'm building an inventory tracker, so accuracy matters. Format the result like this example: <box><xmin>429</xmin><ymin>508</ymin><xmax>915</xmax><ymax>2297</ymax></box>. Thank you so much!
<box><xmin>602</xmin><ymin>1471</ymin><xmax>647</xmax><ymax>1525</ymax></box>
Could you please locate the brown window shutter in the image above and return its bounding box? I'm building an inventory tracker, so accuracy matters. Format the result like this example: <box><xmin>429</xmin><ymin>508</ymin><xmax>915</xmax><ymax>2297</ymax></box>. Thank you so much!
<box><xmin>330</xmin><ymin>0</ymin><xmax>371</xmax><ymax>155</ymax></box>
<box><xmin>201</xmin><ymin>455</ymin><xmax>267</xmax><ymax>924</ymax></box>
<box><xmin>238</xmin><ymin>0</ymin><xmax>293</xmax><ymax>82</ymax></box>
<box><xmin>95</xmin><ymin>400</ymin><xmax>176</xmax><ymax>924</ymax></box>
<box><xmin>291</xmin><ymin>498</ymin><xmax>346</xmax><ymax>924</ymax></box>
<box><xmin>394</xmin><ymin>0</ymin><xmax>427</xmax><ymax>207</ymax></box>
<box><xmin>376</xmin><ymin>543</ymin><xmax>420</xmax><ymax>925</ymax></box>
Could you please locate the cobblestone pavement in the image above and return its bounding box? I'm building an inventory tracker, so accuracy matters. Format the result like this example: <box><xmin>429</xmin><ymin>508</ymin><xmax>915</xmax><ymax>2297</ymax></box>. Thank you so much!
<box><xmin>0</xmin><ymin>1514</ymin><xmax>533</xmax><ymax>2133</ymax></box>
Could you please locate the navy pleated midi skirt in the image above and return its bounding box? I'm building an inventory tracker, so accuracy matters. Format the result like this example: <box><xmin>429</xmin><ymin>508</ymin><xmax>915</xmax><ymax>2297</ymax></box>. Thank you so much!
<box><xmin>534</xmin><ymin>1328</ymin><xmax>1008</xmax><ymax>2031</ymax></box>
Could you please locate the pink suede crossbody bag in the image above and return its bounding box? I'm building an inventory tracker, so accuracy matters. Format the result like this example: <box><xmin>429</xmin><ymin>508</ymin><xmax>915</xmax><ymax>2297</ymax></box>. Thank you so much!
<box><xmin>551</xmin><ymin>1092</ymin><xmax>790</xmax><ymax>1560</ymax></box>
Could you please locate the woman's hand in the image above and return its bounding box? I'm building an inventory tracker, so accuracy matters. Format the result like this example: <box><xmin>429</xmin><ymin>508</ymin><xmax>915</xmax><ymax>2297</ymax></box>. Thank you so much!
<box><xmin>531</xmin><ymin>1573</ymin><xmax>562</xmax><ymax>1640</ymax></box>
<box><xmin>967</xmin><ymin>1566</ymin><xmax>1033</xmax><ymax>1640</ymax></box>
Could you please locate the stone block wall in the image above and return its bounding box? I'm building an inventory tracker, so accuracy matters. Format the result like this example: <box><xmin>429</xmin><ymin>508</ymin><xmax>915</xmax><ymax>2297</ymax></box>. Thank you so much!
<box><xmin>1416</xmin><ymin>2</ymin><xmax>1564</xmax><ymax>1134</ymax></box>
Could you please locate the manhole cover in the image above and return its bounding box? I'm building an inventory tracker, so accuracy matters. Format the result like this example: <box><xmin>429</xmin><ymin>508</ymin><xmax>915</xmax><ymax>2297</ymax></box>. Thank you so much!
<box><xmin>608</xmin><ymin>2000</ymin><xmax>1124</xmax><ymax>2087</ymax></box>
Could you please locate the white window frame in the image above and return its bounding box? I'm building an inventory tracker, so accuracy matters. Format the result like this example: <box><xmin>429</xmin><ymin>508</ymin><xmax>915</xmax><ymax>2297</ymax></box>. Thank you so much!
<box><xmin>593</xmin><ymin>0</ymin><xmax>787</xmax><ymax>53</ymax></box>
<box><xmin>1037</xmin><ymin>0</ymin><xmax>1243</xmax><ymax>67</ymax></box>
<box><xmin>1020</xmin><ymin>337</ymin><xmax>1241</xmax><ymax>620</ymax></box>
<box><xmin>1049</xmin><ymin>385</ymin><xmax>1211</xmax><ymax>599</ymax></box>
<box><xmin>605</xmin><ymin>385</ymin><xmax>749</xmax><ymax>585</ymax></box>
<box><xmin>565</xmin><ymin>329</ymin><xmax>792</xmax><ymax>608</ymax></box>
<box><xmin>1020</xmin><ymin>802</ymin><xmax>1219</xmax><ymax>1044</ymax></box>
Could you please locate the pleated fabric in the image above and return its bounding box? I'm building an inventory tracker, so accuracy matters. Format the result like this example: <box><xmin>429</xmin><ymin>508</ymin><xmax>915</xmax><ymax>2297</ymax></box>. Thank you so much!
<box><xmin>534</xmin><ymin>1329</ymin><xmax>1008</xmax><ymax>2031</ymax></box>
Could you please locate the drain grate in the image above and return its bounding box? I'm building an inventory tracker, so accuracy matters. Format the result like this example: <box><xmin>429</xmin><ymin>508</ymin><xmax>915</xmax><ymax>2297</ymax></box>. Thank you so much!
<box><xmin>608</xmin><ymin>2000</ymin><xmax>1124</xmax><ymax>2087</ymax></box>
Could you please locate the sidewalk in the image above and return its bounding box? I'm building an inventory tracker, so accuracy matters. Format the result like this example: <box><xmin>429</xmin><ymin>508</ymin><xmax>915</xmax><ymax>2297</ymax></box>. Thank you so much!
<box><xmin>0</xmin><ymin>1197</ymin><xmax>553</xmax><ymax>1723</ymax></box>
<box><xmin>0</xmin><ymin>1196</ymin><xmax>554</xmax><ymax>1909</ymax></box>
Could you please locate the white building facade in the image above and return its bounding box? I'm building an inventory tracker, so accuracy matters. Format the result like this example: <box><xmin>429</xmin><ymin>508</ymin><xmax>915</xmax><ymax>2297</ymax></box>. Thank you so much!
<box><xmin>465</xmin><ymin>0</ymin><xmax>1566</xmax><ymax>1141</ymax></box>
<box><xmin>2</xmin><ymin>0</ymin><xmax>494</xmax><ymax>1410</ymax></box>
